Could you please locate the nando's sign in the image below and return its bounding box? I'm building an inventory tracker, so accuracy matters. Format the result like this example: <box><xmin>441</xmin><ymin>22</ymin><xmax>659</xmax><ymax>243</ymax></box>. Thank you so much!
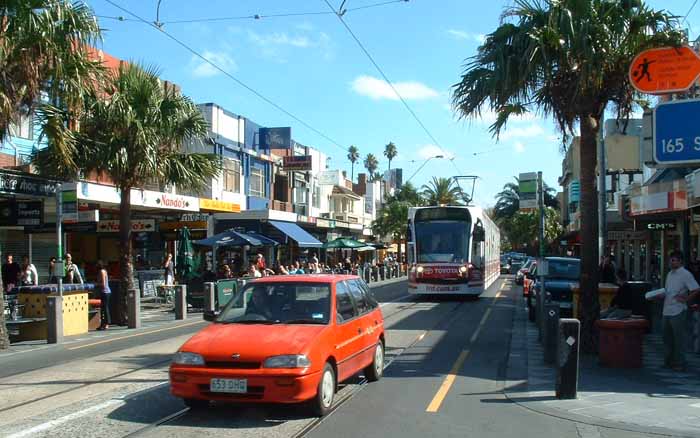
<box><xmin>0</xmin><ymin>171</ymin><xmax>57</xmax><ymax>197</ymax></box>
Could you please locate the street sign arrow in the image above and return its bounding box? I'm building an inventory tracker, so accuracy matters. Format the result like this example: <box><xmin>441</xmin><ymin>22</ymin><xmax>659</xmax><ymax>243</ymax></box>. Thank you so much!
<box><xmin>629</xmin><ymin>46</ymin><xmax>700</xmax><ymax>94</ymax></box>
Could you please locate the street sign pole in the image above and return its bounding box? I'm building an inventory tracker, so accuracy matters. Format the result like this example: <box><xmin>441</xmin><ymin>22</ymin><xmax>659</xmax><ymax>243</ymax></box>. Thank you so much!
<box><xmin>56</xmin><ymin>184</ymin><xmax>63</xmax><ymax>298</ymax></box>
<box><xmin>598</xmin><ymin>125</ymin><xmax>607</xmax><ymax>258</ymax></box>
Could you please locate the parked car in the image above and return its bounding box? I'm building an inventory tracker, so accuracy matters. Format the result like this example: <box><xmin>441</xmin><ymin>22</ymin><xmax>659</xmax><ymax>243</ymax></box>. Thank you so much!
<box><xmin>509</xmin><ymin>255</ymin><xmax>525</xmax><ymax>275</ymax></box>
<box><xmin>500</xmin><ymin>256</ymin><xmax>510</xmax><ymax>274</ymax></box>
<box><xmin>515</xmin><ymin>257</ymin><xmax>535</xmax><ymax>285</ymax></box>
<box><xmin>169</xmin><ymin>275</ymin><xmax>385</xmax><ymax>416</ymax></box>
<box><xmin>527</xmin><ymin>257</ymin><xmax>580</xmax><ymax>321</ymax></box>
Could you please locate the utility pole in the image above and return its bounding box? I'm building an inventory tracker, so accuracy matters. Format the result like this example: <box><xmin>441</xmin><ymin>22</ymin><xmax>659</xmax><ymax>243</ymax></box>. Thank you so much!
<box><xmin>56</xmin><ymin>184</ymin><xmax>63</xmax><ymax>298</ymax></box>
<box><xmin>598</xmin><ymin>122</ymin><xmax>607</xmax><ymax>258</ymax></box>
<box><xmin>538</xmin><ymin>171</ymin><xmax>545</xmax><ymax>257</ymax></box>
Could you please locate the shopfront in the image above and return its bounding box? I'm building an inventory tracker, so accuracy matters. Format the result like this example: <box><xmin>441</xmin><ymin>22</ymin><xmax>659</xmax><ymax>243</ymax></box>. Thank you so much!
<box><xmin>0</xmin><ymin>170</ymin><xmax>60</xmax><ymax>282</ymax></box>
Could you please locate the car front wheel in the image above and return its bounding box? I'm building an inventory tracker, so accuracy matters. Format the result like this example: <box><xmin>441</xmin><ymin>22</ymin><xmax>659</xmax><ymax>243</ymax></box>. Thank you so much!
<box><xmin>364</xmin><ymin>341</ymin><xmax>384</xmax><ymax>382</ymax></box>
<box><xmin>311</xmin><ymin>363</ymin><xmax>336</xmax><ymax>417</ymax></box>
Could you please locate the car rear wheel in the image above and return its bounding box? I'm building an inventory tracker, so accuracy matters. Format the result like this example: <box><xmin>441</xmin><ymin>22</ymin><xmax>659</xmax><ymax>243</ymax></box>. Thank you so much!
<box><xmin>364</xmin><ymin>341</ymin><xmax>384</xmax><ymax>382</ymax></box>
<box><xmin>311</xmin><ymin>363</ymin><xmax>336</xmax><ymax>417</ymax></box>
<box><xmin>183</xmin><ymin>398</ymin><xmax>209</xmax><ymax>410</ymax></box>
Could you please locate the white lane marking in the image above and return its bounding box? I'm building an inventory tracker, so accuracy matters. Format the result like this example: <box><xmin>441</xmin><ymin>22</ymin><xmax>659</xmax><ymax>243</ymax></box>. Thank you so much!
<box><xmin>7</xmin><ymin>399</ymin><xmax>124</xmax><ymax>438</ymax></box>
<box><xmin>380</xmin><ymin>294</ymin><xmax>413</xmax><ymax>307</ymax></box>
<box><xmin>568</xmin><ymin>402</ymin><xmax>623</xmax><ymax>412</ymax></box>
<box><xmin>575</xmin><ymin>423</ymin><xmax>602</xmax><ymax>438</ymax></box>
<box><xmin>690</xmin><ymin>402</ymin><xmax>700</xmax><ymax>408</ymax></box>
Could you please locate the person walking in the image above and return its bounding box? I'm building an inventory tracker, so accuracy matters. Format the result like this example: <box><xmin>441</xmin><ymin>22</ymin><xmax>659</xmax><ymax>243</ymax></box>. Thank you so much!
<box><xmin>64</xmin><ymin>253</ymin><xmax>83</xmax><ymax>284</ymax></box>
<box><xmin>96</xmin><ymin>260</ymin><xmax>112</xmax><ymax>330</ymax></box>
<box><xmin>21</xmin><ymin>256</ymin><xmax>38</xmax><ymax>286</ymax></box>
<box><xmin>1</xmin><ymin>254</ymin><xmax>21</xmax><ymax>292</ymax></box>
<box><xmin>599</xmin><ymin>254</ymin><xmax>617</xmax><ymax>284</ymax></box>
<box><xmin>654</xmin><ymin>251</ymin><xmax>700</xmax><ymax>371</ymax></box>
<box><xmin>48</xmin><ymin>257</ymin><xmax>59</xmax><ymax>283</ymax></box>
<box><xmin>163</xmin><ymin>253</ymin><xmax>175</xmax><ymax>286</ymax></box>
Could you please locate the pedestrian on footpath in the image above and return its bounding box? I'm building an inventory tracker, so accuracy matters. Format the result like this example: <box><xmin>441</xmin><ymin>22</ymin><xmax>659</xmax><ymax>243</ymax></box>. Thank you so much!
<box><xmin>64</xmin><ymin>253</ymin><xmax>83</xmax><ymax>284</ymax></box>
<box><xmin>21</xmin><ymin>256</ymin><xmax>38</xmax><ymax>286</ymax></box>
<box><xmin>48</xmin><ymin>257</ymin><xmax>59</xmax><ymax>283</ymax></box>
<box><xmin>655</xmin><ymin>251</ymin><xmax>700</xmax><ymax>371</ymax></box>
<box><xmin>96</xmin><ymin>260</ymin><xmax>111</xmax><ymax>330</ymax></box>
<box><xmin>163</xmin><ymin>253</ymin><xmax>175</xmax><ymax>286</ymax></box>
<box><xmin>2</xmin><ymin>253</ymin><xmax>21</xmax><ymax>292</ymax></box>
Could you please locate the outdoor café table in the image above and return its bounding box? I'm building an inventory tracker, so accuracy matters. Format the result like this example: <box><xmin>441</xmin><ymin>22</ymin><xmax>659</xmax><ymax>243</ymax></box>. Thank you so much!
<box><xmin>13</xmin><ymin>283</ymin><xmax>95</xmax><ymax>341</ymax></box>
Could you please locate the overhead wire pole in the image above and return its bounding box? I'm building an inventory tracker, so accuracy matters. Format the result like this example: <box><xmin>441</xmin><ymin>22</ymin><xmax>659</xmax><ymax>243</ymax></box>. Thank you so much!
<box><xmin>104</xmin><ymin>0</ymin><xmax>348</xmax><ymax>155</ymax></box>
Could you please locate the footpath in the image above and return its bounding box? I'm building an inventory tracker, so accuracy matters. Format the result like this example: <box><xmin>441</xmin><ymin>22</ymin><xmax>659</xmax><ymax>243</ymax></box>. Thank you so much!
<box><xmin>506</xmin><ymin>291</ymin><xmax>700</xmax><ymax>437</ymax></box>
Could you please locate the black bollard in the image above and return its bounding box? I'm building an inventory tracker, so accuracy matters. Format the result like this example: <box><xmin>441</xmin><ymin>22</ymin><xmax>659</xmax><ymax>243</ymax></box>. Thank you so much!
<box><xmin>127</xmin><ymin>288</ymin><xmax>141</xmax><ymax>329</ymax></box>
<box><xmin>556</xmin><ymin>318</ymin><xmax>580</xmax><ymax>399</ymax></box>
<box><xmin>543</xmin><ymin>304</ymin><xmax>560</xmax><ymax>364</ymax></box>
<box><xmin>46</xmin><ymin>296</ymin><xmax>64</xmax><ymax>344</ymax></box>
<box><xmin>204</xmin><ymin>282</ymin><xmax>216</xmax><ymax>312</ymax></box>
<box><xmin>175</xmin><ymin>285</ymin><xmax>187</xmax><ymax>320</ymax></box>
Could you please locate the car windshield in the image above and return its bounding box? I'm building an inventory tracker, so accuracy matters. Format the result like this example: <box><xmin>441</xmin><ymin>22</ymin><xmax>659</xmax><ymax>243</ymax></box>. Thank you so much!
<box><xmin>415</xmin><ymin>220</ymin><xmax>470</xmax><ymax>263</ymax></box>
<box><xmin>546</xmin><ymin>259</ymin><xmax>580</xmax><ymax>280</ymax></box>
<box><xmin>216</xmin><ymin>281</ymin><xmax>331</xmax><ymax>324</ymax></box>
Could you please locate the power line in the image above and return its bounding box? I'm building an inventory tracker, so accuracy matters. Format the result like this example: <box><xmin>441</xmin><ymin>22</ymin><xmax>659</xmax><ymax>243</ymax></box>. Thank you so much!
<box><xmin>103</xmin><ymin>0</ymin><xmax>348</xmax><ymax>153</ymax></box>
<box><xmin>683</xmin><ymin>0</ymin><xmax>699</xmax><ymax>25</ymax></box>
<box><xmin>322</xmin><ymin>0</ymin><xmax>462</xmax><ymax>176</ymax></box>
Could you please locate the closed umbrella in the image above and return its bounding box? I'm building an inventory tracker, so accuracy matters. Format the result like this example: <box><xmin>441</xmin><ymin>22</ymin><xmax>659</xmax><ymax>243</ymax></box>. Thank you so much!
<box><xmin>177</xmin><ymin>227</ymin><xmax>195</xmax><ymax>282</ymax></box>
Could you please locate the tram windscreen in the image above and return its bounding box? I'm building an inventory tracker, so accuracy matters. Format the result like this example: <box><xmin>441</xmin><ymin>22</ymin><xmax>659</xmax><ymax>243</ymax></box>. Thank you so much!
<box><xmin>415</xmin><ymin>219</ymin><xmax>471</xmax><ymax>263</ymax></box>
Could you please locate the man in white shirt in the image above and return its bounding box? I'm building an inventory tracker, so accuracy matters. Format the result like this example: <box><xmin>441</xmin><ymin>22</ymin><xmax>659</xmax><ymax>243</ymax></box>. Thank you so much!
<box><xmin>661</xmin><ymin>251</ymin><xmax>700</xmax><ymax>371</ymax></box>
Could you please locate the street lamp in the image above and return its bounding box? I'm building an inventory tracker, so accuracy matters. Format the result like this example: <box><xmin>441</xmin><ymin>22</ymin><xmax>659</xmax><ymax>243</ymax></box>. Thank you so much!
<box><xmin>406</xmin><ymin>155</ymin><xmax>444</xmax><ymax>183</ymax></box>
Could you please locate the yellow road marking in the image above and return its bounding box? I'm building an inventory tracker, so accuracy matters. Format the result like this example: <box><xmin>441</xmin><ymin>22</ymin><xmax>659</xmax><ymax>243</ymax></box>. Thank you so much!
<box><xmin>469</xmin><ymin>308</ymin><xmax>492</xmax><ymax>343</ymax></box>
<box><xmin>426</xmin><ymin>349</ymin><xmax>470</xmax><ymax>413</ymax></box>
<box><xmin>68</xmin><ymin>320</ymin><xmax>204</xmax><ymax>350</ymax></box>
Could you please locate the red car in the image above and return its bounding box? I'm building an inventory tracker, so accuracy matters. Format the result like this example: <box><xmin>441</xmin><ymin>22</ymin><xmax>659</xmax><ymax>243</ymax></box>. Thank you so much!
<box><xmin>169</xmin><ymin>275</ymin><xmax>385</xmax><ymax>416</ymax></box>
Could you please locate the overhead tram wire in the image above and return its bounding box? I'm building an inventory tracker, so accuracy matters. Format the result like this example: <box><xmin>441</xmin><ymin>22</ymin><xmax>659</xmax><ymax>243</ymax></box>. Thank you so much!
<box><xmin>103</xmin><ymin>0</ymin><xmax>347</xmax><ymax>154</ymax></box>
<box><xmin>322</xmin><ymin>0</ymin><xmax>464</xmax><ymax>177</ymax></box>
<box><xmin>683</xmin><ymin>0</ymin><xmax>699</xmax><ymax>25</ymax></box>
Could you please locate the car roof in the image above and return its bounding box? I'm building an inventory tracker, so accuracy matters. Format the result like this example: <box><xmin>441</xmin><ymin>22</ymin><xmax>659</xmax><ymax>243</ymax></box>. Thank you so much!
<box><xmin>246</xmin><ymin>274</ymin><xmax>359</xmax><ymax>284</ymax></box>
<box><xmin>544</xmin><ymin>257</ymin><xmax>580</xmax><ymax>262</ymax></box>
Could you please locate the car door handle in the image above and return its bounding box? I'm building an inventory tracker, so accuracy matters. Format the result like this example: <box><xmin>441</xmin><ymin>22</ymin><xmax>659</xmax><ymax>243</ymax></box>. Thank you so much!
<box><xmin>357</xmin><ymin>328</ymin><xmax>363</xmax><ymax>334</ymax></box>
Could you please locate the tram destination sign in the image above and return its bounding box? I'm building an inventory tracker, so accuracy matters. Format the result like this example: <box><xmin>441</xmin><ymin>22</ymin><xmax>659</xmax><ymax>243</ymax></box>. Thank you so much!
<box><xmin>653</xmin><ymin>98</ymin><xmax>700</xmax><ymax>166</ymax></box>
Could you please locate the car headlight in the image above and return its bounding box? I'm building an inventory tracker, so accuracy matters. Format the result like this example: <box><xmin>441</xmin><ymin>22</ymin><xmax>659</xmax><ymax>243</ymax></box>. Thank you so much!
<box><xmin>263</xmin><ymin>354</ymin><xmax>311</xmax><ymax>368</ymax></box>
<box><xmin>416</xmin><ymin>266</ymin><xmax>424</xmax><ymax>273</ymax></box>
<box><xmin>172</xmin><ymin>352</ymin><xmax>205</xmax><ymax>366</ymax></box>
<box><xmin>459</xmin><ymin>266</ymin><xmax>468</xmax><ymax>273</ymax></box>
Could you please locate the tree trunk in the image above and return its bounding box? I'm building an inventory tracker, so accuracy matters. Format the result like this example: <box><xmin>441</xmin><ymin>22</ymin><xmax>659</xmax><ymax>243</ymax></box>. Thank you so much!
<box><xmin>0</xmin><ymin>249</ymin><xmax>9</xmax><ymax>349</ymax></box>
<box><xmin>578</xmin><ymin>115</ymin><xmax>601</xmax><ymax>353</ymax></box>
<box><xmin>117</xmin><ymin>187</ymin><xmax>134</xmax><ymax>325</ymax></box>
<box><xmin>351</xmin><ymin>163</ymin><xmax>355</xmax><ymax>183</ymax></box>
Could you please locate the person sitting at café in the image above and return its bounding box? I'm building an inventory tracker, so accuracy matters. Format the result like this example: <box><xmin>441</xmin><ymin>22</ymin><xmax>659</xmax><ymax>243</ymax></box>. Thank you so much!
<box><xmin>218</xmin><ymin>264</ymin><xmax>234</xmax><ymax>279</ymax></box>
<box><xmin>21</xmin><ymin>256</ymin><xmax>38</xmax><ymax>286</ymax></box>
<box><xmin>243</xmin><ymin>263</ymin><xmax>262</xmax><ymax>278</ymax></box>
<box><xmin>64</xmin><ymin>253</ymin><xmax>84</xmax><ymax>284</ymax></box>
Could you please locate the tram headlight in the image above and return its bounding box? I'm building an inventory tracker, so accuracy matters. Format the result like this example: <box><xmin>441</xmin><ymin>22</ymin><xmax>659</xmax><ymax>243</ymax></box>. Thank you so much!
<box><xmin>459</xmin><ymin>266</ymin><xmax>468</xmax><ymax>274</ymax></box>
<box><xmin>416</xmin><ymin>266</ymin><xmax>424</xmax><ymax>274</ymax></box>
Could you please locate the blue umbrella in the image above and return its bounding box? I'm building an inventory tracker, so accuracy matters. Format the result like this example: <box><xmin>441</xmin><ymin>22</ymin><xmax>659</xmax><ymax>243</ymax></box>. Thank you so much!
<box><xmin>193</xmin><ymin>229</ymin><xmax>277</xmax><ymax>247</ymax></box>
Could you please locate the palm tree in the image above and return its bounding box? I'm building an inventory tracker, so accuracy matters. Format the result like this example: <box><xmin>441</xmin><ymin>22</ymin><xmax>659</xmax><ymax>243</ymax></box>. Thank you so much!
<box><xmin>372</xmin><ymin>200</ymin><xmax>409</xmax><ymax>266</ymax></box>
<box><xmin>421</xmin><ymin>177</ymin><xmax>463</xmax><ymax>206</ymax></box>
<box><xmin>33</xmin><ymin>63</ymin><xmax>221</xmax><ymax>323</ymax></box>
<box><xmin>0</xmin><ymin>0</ymin><xmax>102</xmax><ymax>140</ymax></box>
<box><xmin>384</xmin><ymin>142</ymin><xmax>398</xmax><ymax>171</ymax></box>
<box><xmin>364</xmin><ymin>153</ymin><xmax>379</xmax><ymax>179</ymax></box>
<box><xmin>347</xmin><ymin>145</ymin><xmax>360</xmax><ymax>182</ymax></box>
<box><xmin>0</xmin><ymin>0</ymin><xmax>101</xmax><ymax>349</ymax></box>
<box><xmin>452</xmin><ymin>0</ymin><xmax>682</xmax><ymax>351</ymax></box>
<box><xmin>387</xmin><ymin>182</ymin><xmax>424</xmax><ymax>206</ymax></box>
<box><xmin>494</xmin><ymin>177</ymin><xmax>559</xmax><ymax>220</ymax></box>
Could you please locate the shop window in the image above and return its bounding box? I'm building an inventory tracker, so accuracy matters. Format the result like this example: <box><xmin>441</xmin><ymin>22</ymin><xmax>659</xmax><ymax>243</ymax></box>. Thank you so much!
<box><xmin>224</xmin><ymin>159</ymin><xmax>241</xmax><ymax>193</ymax></box>
<box><xmin>312</xmin><ymin>184</ymin><xmax>320</xmax><ymax>208</ymax></box>
<box><xmin>250</xmin><ymin>167</ymin><xmax>265</xmax><ymax>198</ymax></box>
<box><xmin>9</xmin><ymin>111</ymin><xmax>33</xmax><ymax>140</ymax></box>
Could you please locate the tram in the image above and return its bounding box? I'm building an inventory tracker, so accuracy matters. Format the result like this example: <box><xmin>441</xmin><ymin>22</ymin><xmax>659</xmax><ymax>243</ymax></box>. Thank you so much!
<box><xmin>407</xmin><ymin>205</ymin><xmax>500</xmax><ymax>296</ymax></box>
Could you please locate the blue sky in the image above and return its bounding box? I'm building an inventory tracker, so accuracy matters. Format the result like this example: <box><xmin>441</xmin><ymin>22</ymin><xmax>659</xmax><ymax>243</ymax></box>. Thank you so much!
<box><xmin>87</xmin><ymin>0</ymin><xmax>699</xmax><ymax>207</ymax></box>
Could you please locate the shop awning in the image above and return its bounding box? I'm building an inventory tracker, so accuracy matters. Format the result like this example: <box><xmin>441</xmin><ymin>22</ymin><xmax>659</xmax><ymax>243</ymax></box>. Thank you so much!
<box><xmin>268</xmin><ymin>220</ymin><xmax>322</xmax><ymax>248</ymax></box>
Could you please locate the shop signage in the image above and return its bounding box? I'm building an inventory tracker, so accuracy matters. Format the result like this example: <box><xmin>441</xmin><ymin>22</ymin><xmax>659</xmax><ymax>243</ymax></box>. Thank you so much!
<box><xmin>316</xmin><ymin>218</ymin><xmax>335</xmax><ymax>228</ymax></box>
<box><xmin>0</xmin><ymin>200</ymin><xmax>43</xmax><ymax>226</ymax></box>
<box><xmin>629</xmin><ymin>46</ymin><xmax>700</xmax><ymax>94</ymax></box>
<box><xmin>159</xmin><ymin>221</ymin><xmax>207</xmax><ymax>232</ymax></box>
<box><xmin>161</xmin><ymin>229</ymin><xmax>207</xmax><ymax>241</ymax></box>
<box><xmin>637</xmin><ymin>219</ymin><xmax>676</xmax><ymax>231</ymax></box>
<box><xmin>135</xmin><ymin>190</ymin><xmax>199</xmax><ymax>212</ymax></box>
<box><xmin>199</xmin><ymin>198</ymin><xmax>241</xmax><ymax>213</ymax></box>
<box><xmin>319</xmin><ymin>171</ymin><xmax>337</xmax><ymax>186</ymax></box>
<box><xmin>62</xmin><ymin>210</ymin><xmax>99</xmax><ymax>224</ymax></box>
<box><xmin>282</xmin><ymin>155</ymin><xmax>313</xmax><ymax>171</ymax></box>
<box><xmin>97</xmin><ymin>219</ymin><xmax>156</xmax><ymax>233</ymax></box>
<box><xmin>260</xmin><ymin>127</ymin><xmax>292</xmax><ymax>149</ymax></box>
<box><xmin>0</xmin><ymin>172</ymin><xmax>58</xmax><ymax>197</ymax></box>
<box><xmin>25</xmin><ymin>222</ymin><xmax>97</xmax><ymax>233</ymax></box>
<box><xmin>181</xmin><ymin>213</ymin><xmax>209</xmax><ymax>222</ymax></box>
<box><xmin>607</xmin><ymin>231</ymin><xmax>650</xmax><ymax>240</ymax></box>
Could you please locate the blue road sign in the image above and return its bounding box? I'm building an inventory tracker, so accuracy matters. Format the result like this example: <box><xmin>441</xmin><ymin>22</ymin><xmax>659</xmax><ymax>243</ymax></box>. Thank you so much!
<box><xmin>654</xmin><ymin>98</ymin><xmax>700</xmax><ymax>165</ymax></box>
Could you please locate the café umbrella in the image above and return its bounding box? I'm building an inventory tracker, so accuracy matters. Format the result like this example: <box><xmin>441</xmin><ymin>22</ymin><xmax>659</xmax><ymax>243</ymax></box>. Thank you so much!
<box><xmin>193</xmin><ymin>229</ymin><xmax>278</xmax><ymax>247</ymax></box>
<box><xmin>176</xmin><ymin>227</ymin><xmax>195</xmax><ymax>282</ymax></box>
<box><xmin>322</xmin><ymin>237</ymin><xmax>365</xmax><ymax>249</ymax></box>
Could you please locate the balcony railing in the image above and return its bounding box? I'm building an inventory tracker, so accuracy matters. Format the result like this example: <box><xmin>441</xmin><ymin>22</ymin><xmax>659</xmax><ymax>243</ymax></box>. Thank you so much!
<box><xmin>272</xmin><ymin>200</ymin><xmax>293</xmax><ymax>213</ymax></box>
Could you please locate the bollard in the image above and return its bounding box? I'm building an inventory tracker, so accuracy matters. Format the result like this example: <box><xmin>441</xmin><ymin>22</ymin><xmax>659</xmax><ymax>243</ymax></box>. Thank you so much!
<box><xmin>204</xmin><ymin>282</ymin><xmax>216</xmax><ymax>313</ymax></box>
<box><xmin>46</xmin><ymin>296</ymin><xmax>63</xmax><ymax>344</ymax></box>
<box><xmin>543</xmin><ymin>304</ymin><xmax>560</xmax><ymax>364</ymax></box>
<box><xmin>380</xmin><ymin>266</ymin><xmax>386</xmax><ymax>281</ymax></box>
<box><xmin>556</xmin><ymin>318</ymin><xmax>580</xmax><ymax>399</ymax></box>
<box><xmin>364</xmin><ymin>267</ymin><xmax>371</xmax><ymax>283</ymax></box>
<box><xmin>127</xmin><ymin>288</ymin><xmax>141</xmax><ymax>329</ymax></box>
<box><xmin>175</xmin><ymin>285</ymin><xmax>187</xmax><ymax>320</ymax></box>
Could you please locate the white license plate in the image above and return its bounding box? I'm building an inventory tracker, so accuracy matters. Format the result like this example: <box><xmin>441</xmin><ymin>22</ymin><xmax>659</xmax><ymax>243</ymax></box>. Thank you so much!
<box><xmin>210</xmin><ymin>378</ymin><xmax>247</xmax><ymax>393</ymax></box>
<box><xmin>427</xmin><ymin>286</ymin><xmax>460</xmax><ymax>292</ymax></box>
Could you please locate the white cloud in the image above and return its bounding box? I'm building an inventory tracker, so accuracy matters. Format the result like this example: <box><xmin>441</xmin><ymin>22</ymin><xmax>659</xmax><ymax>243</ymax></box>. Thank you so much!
<box><xmin>417</xmin><ymin>144</ymin><xmax>454</xmax><ymax>160</ymax></box>
<box><xmin>246</xmin><ymin>29</ymin><xmax>333</xmax><ymax>62</ymax></box>
<box><xmin>499</xmin><ymin>124</ymin><xmax>545</xmax><ymax>141</ymax></box>
<box><xmin>249</xmin><ymin>31</ymin><xmax>312</xmax><ymax>48</ymax></box>
<box><xmin>514</xmin><ymin>141</ymin><xmax>525</xmax><ymax>153</ymax></box>
<box><xmin>447</xmin><ymin>29</ymin><xmax>486</xmax><ymax>43</ymax></box>
<box><xmin>351</xmin><ymin>75</ymin><xmax>439</xmax><ymax>101</ymax></box>
<box><xmin>190</xmin><ymin>50</ymin><xmax>237</xmax><ymax>78</ymax></box>
<box><xmin>297</xmin><ymin>22</ymin><xmax>314</xmax><ymax>31</ymax></box>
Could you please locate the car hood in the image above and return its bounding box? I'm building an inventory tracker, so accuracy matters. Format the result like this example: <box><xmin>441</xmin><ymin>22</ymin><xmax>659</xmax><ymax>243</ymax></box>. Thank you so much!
<box><xmin>180</xmin><ymin>323</ymin><xmax>327</xmax><ymax>362</ymax></box>
<box><xmin>543</xmin><ymin>279</ymin><xmax>578</xmax><ymax>295</ymax></box>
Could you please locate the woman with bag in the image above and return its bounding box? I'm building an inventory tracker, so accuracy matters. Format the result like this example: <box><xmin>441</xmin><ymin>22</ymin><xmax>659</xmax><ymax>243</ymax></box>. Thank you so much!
<box><xmin>21</xmin><ymin>256</ymin><xmax>38</xmax><ymax>286</ymax></box>
<box><xmin>96</xmin><ymin>260</ymin><xmax>112</xmax><ymax>330</ymax></box>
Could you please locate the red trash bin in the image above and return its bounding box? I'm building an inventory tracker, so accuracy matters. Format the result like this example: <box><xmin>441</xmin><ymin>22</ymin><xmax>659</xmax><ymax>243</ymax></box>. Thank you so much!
<box><xmin>595</xmin><ymin>319</ymin><xmax>649</xmax><ymax>368</ymax></box>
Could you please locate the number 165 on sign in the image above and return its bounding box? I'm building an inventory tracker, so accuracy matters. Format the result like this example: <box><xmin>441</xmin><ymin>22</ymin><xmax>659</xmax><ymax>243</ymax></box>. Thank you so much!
<box><xmin>660</xmin><ymin>137</ymin><xmax>700</xmax><ymax>154</ymax></box>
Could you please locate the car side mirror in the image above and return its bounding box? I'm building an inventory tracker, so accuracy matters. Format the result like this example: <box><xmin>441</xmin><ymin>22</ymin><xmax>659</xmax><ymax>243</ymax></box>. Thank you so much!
<box><xmin>203</xmin><ymin>310</ymin><xmax>220</xmax><ymax>322</ymax></box>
